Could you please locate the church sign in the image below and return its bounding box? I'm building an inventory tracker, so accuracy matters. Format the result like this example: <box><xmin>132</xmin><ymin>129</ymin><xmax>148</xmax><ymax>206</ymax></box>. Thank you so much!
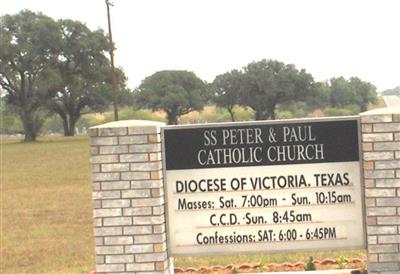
<box><xmin>162</xmin><ymin>117</ymin><xmax>365</xmax><ymax>256</ymax></box>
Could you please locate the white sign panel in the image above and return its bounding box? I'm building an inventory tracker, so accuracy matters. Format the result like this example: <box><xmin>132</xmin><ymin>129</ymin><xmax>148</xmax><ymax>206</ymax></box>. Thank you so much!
<box><xmin>162</xmin><ymin>118</ymin><xmax>365</xmax><ymax>256</ymax></box>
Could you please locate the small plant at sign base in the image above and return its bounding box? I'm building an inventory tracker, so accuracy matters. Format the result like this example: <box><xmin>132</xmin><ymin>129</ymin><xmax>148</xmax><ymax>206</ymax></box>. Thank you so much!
<box><xmin>305</xmin><ymin>256</ymin><xmax>316</xmax><ymax>271</ymax></box>
<box><xmin>259</xmin><ymin>259</ymin><xmax>269</xmax><ymax>271</ymax></box>
<box><xmin>337</xmin><ymin>255</ymin><xmax>347</xmax><ymax>269</ymax></box>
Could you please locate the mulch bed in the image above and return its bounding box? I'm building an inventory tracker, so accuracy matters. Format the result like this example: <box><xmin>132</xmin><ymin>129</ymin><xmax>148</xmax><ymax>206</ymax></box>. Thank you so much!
<box><xmin>88</xmin><ymin>257</ymin><xmax>366</xmax><ymax>273</ymax></box>
<box><xmin>173</xmin><ymin>258</ymin><xmax>366</xmax><ymax>273</ymax></box>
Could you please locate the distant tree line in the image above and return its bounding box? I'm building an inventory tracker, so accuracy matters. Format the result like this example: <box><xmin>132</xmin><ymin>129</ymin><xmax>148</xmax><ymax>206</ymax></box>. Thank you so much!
<box><xmin>1</xmin><ymin>10</ymin><xmax>381</xmax><ymax>141</ymax></box>
<box><xmin>381</xmin><ymin>86</ymin><xmax>400</xmax><ymax>96</ymax></box>
<box><xmin>136</xmin><ymin>61</ymin><xmax>378</xmax><ymax>124</ymax></box>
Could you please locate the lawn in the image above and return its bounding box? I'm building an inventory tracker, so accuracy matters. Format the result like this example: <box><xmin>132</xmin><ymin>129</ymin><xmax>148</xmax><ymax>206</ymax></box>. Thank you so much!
<box><xmin>2</xmin><ymin>136</ymin><xmax>95</xmax><ymax>274</ymax></box>
<box><xmin>1</xmin><ymin>135</ymin><xmax>366</xmax><ymax>273</ymax></box>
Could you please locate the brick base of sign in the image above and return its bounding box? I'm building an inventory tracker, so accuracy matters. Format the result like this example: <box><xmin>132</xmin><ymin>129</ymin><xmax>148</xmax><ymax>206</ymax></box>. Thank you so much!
<box><xmin>361</xmin><ymin>108</ymin><xmax>400</xmax><ymax>274</ymax></box>
<box><xmin>89</xmin><ymin>120</ymin><xmax>173</xmax><ymax>274</ymax></box>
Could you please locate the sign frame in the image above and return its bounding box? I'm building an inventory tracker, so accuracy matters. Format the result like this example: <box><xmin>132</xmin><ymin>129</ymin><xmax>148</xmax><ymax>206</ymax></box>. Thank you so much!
<box><xmin>161</xmin><ymin>116</ymin><xmax>366</xmax><ymax>257</ymax></box>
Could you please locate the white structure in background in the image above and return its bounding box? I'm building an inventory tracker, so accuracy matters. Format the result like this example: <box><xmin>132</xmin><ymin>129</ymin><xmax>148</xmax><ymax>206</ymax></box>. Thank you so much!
<box><xmin>382</xmin><ymin>95</ymin><xmax>400</xmax><ymax>108</ymax></box>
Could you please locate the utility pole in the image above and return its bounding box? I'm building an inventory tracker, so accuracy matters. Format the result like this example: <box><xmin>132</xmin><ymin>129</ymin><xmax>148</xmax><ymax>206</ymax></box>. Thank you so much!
<box><xmin>105</xmin><ymin>0</ymin><xmax>118</xmax><ymax>121</ymax></box>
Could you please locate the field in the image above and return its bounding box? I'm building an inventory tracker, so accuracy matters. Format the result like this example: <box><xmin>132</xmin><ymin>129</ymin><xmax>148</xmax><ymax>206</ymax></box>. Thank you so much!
<box><xmin>2</xmin><ymin>136</ymin><xmax>95</xmax><ymax>274</ymax></box>
<box><xmin>1</xmin><ymin>136</ymin><xmax>366</xmax><ymax>273</ymax></box>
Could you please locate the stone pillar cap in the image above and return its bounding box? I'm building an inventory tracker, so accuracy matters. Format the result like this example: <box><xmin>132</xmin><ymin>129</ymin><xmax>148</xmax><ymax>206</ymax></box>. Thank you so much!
<box><xmin>360</xmin><ymin>107</ymin><xmax>400</xmax><ymax>116</ymax></box>
<box><xmin>91</xmin><ymin>119</ymin><xmax>166</xmax><ymax>129</ymax></box>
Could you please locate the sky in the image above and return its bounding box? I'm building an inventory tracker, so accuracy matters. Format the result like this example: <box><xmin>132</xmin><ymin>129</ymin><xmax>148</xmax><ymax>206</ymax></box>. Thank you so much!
<box><xmin>2</xmin><ymin>0</ymin><xmax>400</xmax><ymax>91</ymax></box>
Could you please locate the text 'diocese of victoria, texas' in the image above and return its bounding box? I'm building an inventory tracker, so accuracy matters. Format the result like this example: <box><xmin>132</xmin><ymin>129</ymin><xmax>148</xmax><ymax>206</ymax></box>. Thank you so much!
<box><xmin>162</xmin><ymin>118</ymin><xmax>365</xmax><ymax>256</ymax></box>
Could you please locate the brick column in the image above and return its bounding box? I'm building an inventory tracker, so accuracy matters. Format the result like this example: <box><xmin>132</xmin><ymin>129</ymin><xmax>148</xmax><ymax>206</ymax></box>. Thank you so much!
<box><xmin>360</xmin><ymin>108</ymin><xmax>400</xmax><ymax>274</ymax></box>
<box><xmin>89</xmin><ymin>120</ymin><xmax>173</xmax><ymax>274</ymax></box>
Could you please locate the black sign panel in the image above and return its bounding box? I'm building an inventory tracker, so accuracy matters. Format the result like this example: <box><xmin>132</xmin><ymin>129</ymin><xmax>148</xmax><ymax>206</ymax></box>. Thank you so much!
<box><xmin>163</xmin><ymin>119</ymin><xmax>359</xmax><ymax>170</ymax></box>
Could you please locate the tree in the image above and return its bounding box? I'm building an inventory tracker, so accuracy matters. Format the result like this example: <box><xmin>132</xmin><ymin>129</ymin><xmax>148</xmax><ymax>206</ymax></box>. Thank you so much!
<box><xmin>309</xmin><ymin>81</ymin><xmax>331</xmax><ymax>109</ymax></box>
<box><xmin>135</xmin><ymin>70</ymin><xmax>207</xmax><ymax>125</ymax></box>
<box><xmin>50</xmin><ymin>19</ymin><xmax>129</xmax><ymax>136</ymax></box>
<box><xmin>0</xmin><ymin>10</ymin><xmax>61</xmax><ymax>141</ymax></box>
<box><xmin>211</xmin><ymin>70</ymin><xmax>243</xmax><ymax>122</ymax></box>
<box><xmin>277</xmin><ymin>82</ymin><xmax>331</xmax><ymax>118</ymax></box>
<box><xmin>328</xmin><ymin>77</ymin><xmax>377</xmax><ymax>112</ymax></box>
<box><xmin>241</xmin><ymin>59</ymin><xmax>314</xmax><ymax>120</ymax></box>
<box><xmin>329</xmin><ymin>77</ymin><xmax>356</xmax><ymax>108</ymax></box>
<box><xmin>350</xmin><ymin>77</ymin><xmax>377</xmax><ymax>112</ymax></box>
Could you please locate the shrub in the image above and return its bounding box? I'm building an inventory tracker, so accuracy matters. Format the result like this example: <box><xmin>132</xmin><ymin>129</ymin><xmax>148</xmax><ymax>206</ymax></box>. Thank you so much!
<box><xmin>323</xmin><ymin>104</ymin><xmax>360</xmax><ymax>116</ymax></box>
<box><xmin>276</xmin><ymin>111</ymin><xmax>294</xmax><ymax>119</ymax></box>
<box><xmin>305</xmin><ymin>256</ymin><xmax>316</xmax><ymax>271</ymax></box>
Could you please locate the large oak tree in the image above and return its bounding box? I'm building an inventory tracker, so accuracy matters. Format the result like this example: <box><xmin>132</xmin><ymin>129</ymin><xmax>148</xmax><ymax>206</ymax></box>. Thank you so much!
<box><xmin>1</xmin><ymin>11</ymin><xmax>130</xmax><ymax>139</ymax></box>
<box><xmin>135</xmin><ymin>70</ymin><xmax>208</xmax><ymax>125</ymax></box>
<box><xmin>50</xmin><ymin>19</ymin><xmax>129</xmax><ymax>136</ymax></box>
<box><xmin>241</xmin><ymin>59</ymin><xmax>314</xmax><ymax>120</ymax></box>
<box><xmin>0</xmin><ymin>10</ymin><xmax>61</xmax><ymax>141</ymax></box>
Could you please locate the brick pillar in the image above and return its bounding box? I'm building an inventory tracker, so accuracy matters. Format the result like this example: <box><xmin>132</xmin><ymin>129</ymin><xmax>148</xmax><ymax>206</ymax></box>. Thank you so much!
<box><xmin>89</xmin><ymin>120</ymin><xmax>173</xmax><ymax>274</ymax></box>
<box><xmin>360</xmin><ymin>108</ymin><xmax>400</xmax><ymax>274</ymax></box>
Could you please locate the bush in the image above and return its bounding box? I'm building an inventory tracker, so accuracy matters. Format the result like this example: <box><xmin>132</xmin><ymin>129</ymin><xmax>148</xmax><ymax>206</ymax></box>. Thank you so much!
<box><xmin>305</xmin><ymin>256</ymin><xmax>316</xmax><ymax>271</ymax></box>
<box><xmin>324</xmin><ymin>104</ymin><xmax>360</xmax><ymax>116</ymax></box>
<box><xmin>276</xmin><ymin>111</ymin><xmax>294</xmax><ymax>119</ymax></box>
<box><xmin>232</xmin><ymin>106</ymin><xmax>254</xmax><ymax>121</ymax></box>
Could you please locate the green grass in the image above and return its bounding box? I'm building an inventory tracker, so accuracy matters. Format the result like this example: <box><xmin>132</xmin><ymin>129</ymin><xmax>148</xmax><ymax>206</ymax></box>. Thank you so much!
<box><xmin>2</xmin><ymin>136</ymin><xmax>95</xmax><ymax>274</ymax></box>
<box><xmin>1</xmin><ymin>135</ymin><xmax>366</xmax><ymax>273</ymax></box>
